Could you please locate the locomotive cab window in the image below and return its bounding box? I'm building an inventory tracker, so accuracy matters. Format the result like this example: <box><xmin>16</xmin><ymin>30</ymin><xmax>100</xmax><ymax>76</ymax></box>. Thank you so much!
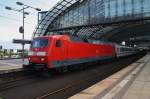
<box><xmin>56</xmin><ymin>40</ymin><xmax>61</xmax><ymax>47</ymax></box>
<box><xmin>31</xmin><ymin>38</ymin><xmax>48</xmax><ymax>48</ymax></box>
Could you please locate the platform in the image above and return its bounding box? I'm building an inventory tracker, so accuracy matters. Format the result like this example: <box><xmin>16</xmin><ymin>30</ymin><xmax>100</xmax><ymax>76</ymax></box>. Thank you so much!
<box><xmin>0</xmin><ymin>59</ymin><xmax>28</xmax><ymax>74</ymax></box>
<box><xmin>69</xmin><ymin>53</ymin><xmax>150</xmax><ymax>99</ymax></box>
<box><xmin>122</xmin><ymin>54</ymin><xmax>150</xmax><ymax>99</ymax></box>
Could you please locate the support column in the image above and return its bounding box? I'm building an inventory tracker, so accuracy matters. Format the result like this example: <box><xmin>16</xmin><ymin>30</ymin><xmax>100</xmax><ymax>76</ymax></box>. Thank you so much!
<box><xmin>123</xmin><ymin>0</ymin><xmax>126</xmax><ymax>18</ymax></box>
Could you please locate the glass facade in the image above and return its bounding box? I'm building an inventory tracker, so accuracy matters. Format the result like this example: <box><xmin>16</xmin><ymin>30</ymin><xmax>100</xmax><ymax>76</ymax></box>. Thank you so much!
<box><xmin>34</xmin><ymin>0</ymin><xmax>150</xmax><ymax>37</ymax></box>
<box><xmin>49</xmin><ymin>0</ymin><xmax>150</xmax><ymax>30</ymax></box>
<box><xmin>49</xmin><ymin>0</ymin><xmax>105</xmax><ymax>29</ymax></box>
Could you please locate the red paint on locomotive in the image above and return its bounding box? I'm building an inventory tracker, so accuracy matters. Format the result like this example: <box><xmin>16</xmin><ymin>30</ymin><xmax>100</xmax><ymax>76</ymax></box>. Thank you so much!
<box><xmin>28</xmin><ymin>35</ymin><xmax>116</xmax><ymax>69</ymax></box>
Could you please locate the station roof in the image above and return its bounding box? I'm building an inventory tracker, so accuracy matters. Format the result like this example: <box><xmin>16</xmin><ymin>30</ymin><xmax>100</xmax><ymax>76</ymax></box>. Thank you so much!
<box><xmin>106</xmin><ymin>21</ymin><xmax>150</xmax><ymax>47</ymax></box>
<box><xmin>34</xmin><ymin>0</ymin><xmax>150</xmax><ymax>48</ymax></box>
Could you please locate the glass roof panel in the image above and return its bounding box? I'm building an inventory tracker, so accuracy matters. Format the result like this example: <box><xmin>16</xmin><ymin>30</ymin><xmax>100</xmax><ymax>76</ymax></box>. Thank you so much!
<box><xmin>34</xmin><ymin>0</ymin><xmax>79</xmax><ymax>36</ymax></box>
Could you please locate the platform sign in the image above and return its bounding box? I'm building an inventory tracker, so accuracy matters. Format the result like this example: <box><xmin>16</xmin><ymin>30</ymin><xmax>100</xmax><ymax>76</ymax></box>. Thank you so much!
<box><xmin>13</xmin><ymin>39</ymin><xmax>31</xmax><ymax>44</ymax></box>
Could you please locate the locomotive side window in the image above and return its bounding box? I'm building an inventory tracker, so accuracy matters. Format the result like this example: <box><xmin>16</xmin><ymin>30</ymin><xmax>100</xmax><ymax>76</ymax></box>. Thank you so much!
<box><xmin>56</xmin><ymin>40</ymin><xmax>61</xmax><ymax>47</ymax></box>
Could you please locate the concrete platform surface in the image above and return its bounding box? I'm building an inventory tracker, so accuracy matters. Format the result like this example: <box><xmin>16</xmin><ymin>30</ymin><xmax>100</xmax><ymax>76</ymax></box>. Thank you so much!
<box><xmin>69</xmin><ymin>54</ymin><xmax>150</xmax><ymax>99</ymax></box>
<box><xmin>0</xmin><ymin>59</ymin><xmax>28</xmax><ymax>74</ymax></box>
<box><xmin>122</xmin><ymin>54</ymin><xmax>150</xmax><ymax>99</ymax></box>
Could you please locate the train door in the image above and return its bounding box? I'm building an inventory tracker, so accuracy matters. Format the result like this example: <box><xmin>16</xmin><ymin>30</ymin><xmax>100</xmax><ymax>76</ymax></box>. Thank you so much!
<box><xmin>55</xmin><ymin>39</ymin><xmax>67</xmax><ymax>64</ymax></box>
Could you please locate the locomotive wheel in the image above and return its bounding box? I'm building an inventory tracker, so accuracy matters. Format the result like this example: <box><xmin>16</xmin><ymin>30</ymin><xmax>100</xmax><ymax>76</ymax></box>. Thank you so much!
<box><xmin>23</xmin><ymin>64</ymin><xmax>30</xmax><ymax>70</ymax></box>
<box><xmin>42</xmin><ymin>68</ymin><xmax>51</xmax><ymax>77</ymax></box>
<box><xmin>57</xmin><ymin>66</ymin><xmax>68</xmax><ymax>73</ymax></box>
<box><xmin>23</xmin><ymin>64</ymin><xmax>34</xmax><ymax>73</ymax></box>
<box><xmin>67</xmin><ymin>65</ymin><xmax>75</xmax><ymax>71</ymax></box>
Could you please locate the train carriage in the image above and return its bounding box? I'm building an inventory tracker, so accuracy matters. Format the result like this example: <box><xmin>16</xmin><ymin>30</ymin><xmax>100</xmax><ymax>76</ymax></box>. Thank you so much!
<box><xmin>115</xmin><ymin>44</ymin><xmax>137</xmax><ymax>58</ymax></box>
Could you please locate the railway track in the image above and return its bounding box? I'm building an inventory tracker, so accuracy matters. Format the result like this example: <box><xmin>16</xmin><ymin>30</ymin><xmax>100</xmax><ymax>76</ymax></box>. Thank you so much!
<box><xmin>35</xmin><ymin>65</ymin><xmax>124</xmax><ymax>99</ymax></box>
<box><xmin>36</xmin><ymin>54</ymin><xmax>145</xmax><ymax>99</ymax></box>
<box><xmin>0</xmin><ymin>75</ymin><xmax>35</xmax><ymax>92</ymax></box>
<box><xmin>0</xmin><ymin>70</ymin><xmax>30</xmax><ymax>82</ymax></box>
<box><xmin>36</xmin><ymin>69</ymin><xmax>112</xmax><ymax>99</ymax></box>
<box><xmin>0</xmin><ymin>70</ymin><xmax>43</xmax><ymax>92</ymax></box>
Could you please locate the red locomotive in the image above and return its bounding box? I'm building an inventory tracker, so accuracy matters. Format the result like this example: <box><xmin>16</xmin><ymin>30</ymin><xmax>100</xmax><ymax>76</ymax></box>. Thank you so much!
<box><xmin>27</xmin><ymin>35</ymin><xmax>137</xmax><ymax>71</ymax></box>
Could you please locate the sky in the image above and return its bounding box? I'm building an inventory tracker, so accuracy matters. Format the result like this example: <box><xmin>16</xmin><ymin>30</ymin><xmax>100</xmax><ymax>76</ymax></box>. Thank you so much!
<box><xmin>0</xmin><ymin>0</ymin><xmax>60</xmax><ymax>49</ymax></box>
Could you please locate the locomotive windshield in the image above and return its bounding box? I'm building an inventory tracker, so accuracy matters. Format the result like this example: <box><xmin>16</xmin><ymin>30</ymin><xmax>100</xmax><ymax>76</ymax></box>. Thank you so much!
<box><xmin>31</xmin><ymin>38</ymin><xmax>48</xmax><ymax>48</ymax></box>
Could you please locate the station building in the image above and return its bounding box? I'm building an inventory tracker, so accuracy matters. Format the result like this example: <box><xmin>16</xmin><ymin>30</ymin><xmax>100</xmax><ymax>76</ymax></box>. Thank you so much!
<box><xmin>34</xmin><ymin>0</ymin><xmax>150</xmax><ymax>47</ymax></box>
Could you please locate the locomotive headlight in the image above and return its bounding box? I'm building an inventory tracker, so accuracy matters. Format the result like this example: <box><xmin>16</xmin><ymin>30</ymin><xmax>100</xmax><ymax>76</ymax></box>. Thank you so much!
<box><xmin>36</xmin><ymin>52</ymin><xmax>46</xmax><ymax>56</ymax></box>
<box><xmin>41</xmin><ymin>58</ymin><xmax>45</xmax><ymax>61</ymax></box>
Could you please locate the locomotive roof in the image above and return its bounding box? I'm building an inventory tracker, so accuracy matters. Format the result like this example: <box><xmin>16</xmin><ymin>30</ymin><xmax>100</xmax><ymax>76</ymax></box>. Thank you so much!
<box><xmin>34</xmin><ymin>35</ymin><xmax>69</xmax><ymax>39</ymax></box>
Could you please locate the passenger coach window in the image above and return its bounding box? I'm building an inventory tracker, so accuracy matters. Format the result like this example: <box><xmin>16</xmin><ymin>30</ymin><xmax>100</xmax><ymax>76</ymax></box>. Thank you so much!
<box><xmin>56</xmin><ymin>40</ymin><xmax>61</xmax><ymax>47</ymax></box>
